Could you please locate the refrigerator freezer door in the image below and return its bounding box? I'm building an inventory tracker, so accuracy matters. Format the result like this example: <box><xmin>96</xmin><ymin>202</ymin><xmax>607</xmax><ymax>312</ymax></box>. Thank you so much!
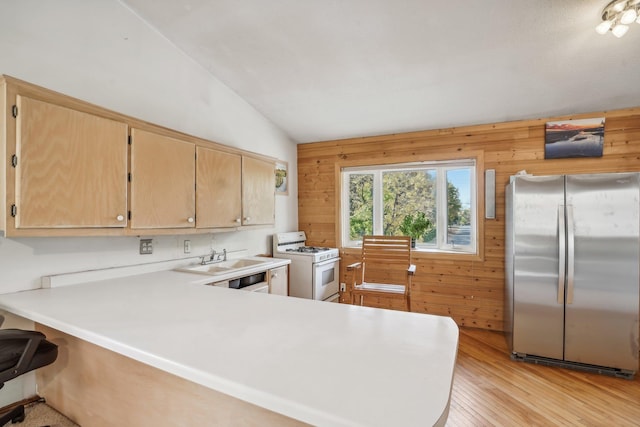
<box><xmin>564</xmin><ymin>173</ymin><xmax>640</xmax><ymax>372</ymax></box>
<box><xmin>511</xmin><ymin>175</ymin><xmax>565</xmax><ymax>360</ymax></box>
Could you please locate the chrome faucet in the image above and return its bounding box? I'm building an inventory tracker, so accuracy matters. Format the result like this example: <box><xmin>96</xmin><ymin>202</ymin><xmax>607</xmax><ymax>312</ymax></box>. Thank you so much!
<box><xmin>200</xmin><ymin>248</ymin><xmax>227</xmax><ymax>265</ymax></box>
<box><xmin>201</xmin><ymin>249</ymin><xmax>216</xmax><ymax>265</ymax></box>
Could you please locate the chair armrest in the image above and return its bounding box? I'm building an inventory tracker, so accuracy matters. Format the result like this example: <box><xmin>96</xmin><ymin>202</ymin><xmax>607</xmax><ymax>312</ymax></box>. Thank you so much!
<box><xmin>0</xmin><ymin>329</ymin><xmax>45</xmax><ymax>341</ymax></box>
<box><xmin>346</xmin><ymin>262</ymin><xmax>362</xmax><ymax>271</ymax></box>
<box><xmin>407</xmin><ymin>264</ymin><xmax>416</xmax><ymax>275</ymax></box>
<box><xmin>0</xmin><ymin>329</ymin><xmax>46</xmax><ymax>384</ymax></box>
<box><xmin>346</xmin><ymin>262</ymin><xmax>363</xmax><ymax>289</ymax></box>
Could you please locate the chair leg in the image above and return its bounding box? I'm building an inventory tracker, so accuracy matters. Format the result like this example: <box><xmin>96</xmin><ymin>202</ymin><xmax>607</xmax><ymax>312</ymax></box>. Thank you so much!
<box><xmin>0</xmin><ymin>404</ymin><xmax>25</xmax><ymax>426</ymax></box>
<box><xmin>350</xmin><ymin>293</ymin><xmax>364</xmax><ymax>306</ymax></box>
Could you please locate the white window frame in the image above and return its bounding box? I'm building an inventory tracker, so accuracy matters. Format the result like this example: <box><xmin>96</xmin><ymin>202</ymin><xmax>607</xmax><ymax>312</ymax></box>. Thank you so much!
<box><xmin>341</xmin><ymin>159</ymin><xmax>477</xmax><ymax>254</ymax></box>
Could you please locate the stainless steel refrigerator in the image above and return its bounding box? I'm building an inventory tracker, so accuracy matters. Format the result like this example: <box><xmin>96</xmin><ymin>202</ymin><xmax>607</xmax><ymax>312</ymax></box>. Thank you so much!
<box><xmin>505</xmin><ymin>172</ymin><xmax>640</xmax><ymax>378</ymax></box>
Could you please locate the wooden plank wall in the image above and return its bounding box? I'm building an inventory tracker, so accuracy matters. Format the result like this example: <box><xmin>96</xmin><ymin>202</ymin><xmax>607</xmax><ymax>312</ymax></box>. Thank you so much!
<box><xmin>297</xmin><ymin>108</ymin><xmax>640</xmax><ymax>331</ymax></box>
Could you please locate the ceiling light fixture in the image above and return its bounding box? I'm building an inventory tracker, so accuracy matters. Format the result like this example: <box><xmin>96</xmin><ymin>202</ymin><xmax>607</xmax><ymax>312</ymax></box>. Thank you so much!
<box><xmin>596</xmin><ymin>0</ymin><xmax>640</xmax><ymax>37</ymax></box>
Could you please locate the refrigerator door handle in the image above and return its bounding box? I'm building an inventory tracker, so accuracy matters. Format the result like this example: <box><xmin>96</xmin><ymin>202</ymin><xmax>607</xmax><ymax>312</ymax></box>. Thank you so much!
<box><xmin>566</xmin><ymin>205</ymin><xmax>575</xmax><ymax>305</ymax></box>
<box><xmin>558</xmin><ymin>205</ymin><xmax>566</xmax><ymax>304</ymax></box>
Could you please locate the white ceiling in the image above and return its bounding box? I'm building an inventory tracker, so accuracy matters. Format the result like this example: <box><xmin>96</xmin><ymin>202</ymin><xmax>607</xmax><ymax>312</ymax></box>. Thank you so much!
<box><xmin>120</xmin><ymin>0</ymin><xmax>640</xmax><ymax>143</ymax></box>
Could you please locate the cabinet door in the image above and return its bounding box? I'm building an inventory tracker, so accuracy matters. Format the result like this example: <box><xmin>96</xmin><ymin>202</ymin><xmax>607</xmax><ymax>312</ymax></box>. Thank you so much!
<box><xmin>130</xmin><ymin>129</ymin><xmax>195</xmax><ymax>229</ymax></box>
<box><xmin>15</xmin><ymin>96</ymin><xmax>128</xmax><ymax>228</ymax></box>
<box><xmin>196</xmin><ymin>147</ymin><xmax>241</xmax><ymax>228</ymax></box>
<box><xmin>269</xmin><ymin>266</ymin><xmax>288</xmax><ymax>296</ymax></box>
<box><xmin>242</xmin><ymin>156</ymin><xmax>275</xmax><ymax>226</ymax></box>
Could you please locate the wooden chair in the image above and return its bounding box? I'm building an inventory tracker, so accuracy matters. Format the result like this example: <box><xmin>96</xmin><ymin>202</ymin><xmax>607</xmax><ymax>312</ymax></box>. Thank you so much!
<box><xmin>347</xmin><ymin>235</ymin><xmax>415</xmax><ymax>311</ymax></box>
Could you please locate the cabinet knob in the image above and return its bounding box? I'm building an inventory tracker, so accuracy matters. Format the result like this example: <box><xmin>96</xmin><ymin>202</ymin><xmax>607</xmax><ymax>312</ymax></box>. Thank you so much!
<box><xmin>235</xmin><ymin>218</ymin><xmax>241</xmax><ymax>223</ymax></box>
<box><xmin>116</xmin><ymin>215</ymin><xmax>125</xmax><ymax>222</ymax></box>
<box><xmin>187</xmin><ymin>217</ymin><xmax>194</xmax><ymax>223</ymax></box>
<box><xmin>244</xmin><ymin>217</ymin><xmax>251</xmax><ymax>223</ymax></box>
<box><xmin>272</xmin><ymin>272</ymin><xmax>278</xmax><ymax>279</ymax></box>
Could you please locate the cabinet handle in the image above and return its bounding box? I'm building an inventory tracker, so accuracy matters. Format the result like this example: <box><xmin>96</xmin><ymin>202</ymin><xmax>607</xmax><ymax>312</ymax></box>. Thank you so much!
<box><xmin>187</xmin><ymin>217</ymin><xmax>194</xmax><ymax>223</ymax></box>
<box><xmin>116</xmin><ymin>215</ymin><xmax>125</xmax><ymax>222</ymax></box>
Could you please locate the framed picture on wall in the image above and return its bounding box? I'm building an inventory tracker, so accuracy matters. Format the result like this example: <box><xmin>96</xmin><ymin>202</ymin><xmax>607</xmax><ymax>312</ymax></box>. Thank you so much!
<box><xmin>544</xmin><ymin>118</ymin><xmax>605</xmax><ymax>159</ymax></box>
<box><xmin>275</xmin><ymin>160</ymin><xmax>288</xmax><ymax>195</ymax></box>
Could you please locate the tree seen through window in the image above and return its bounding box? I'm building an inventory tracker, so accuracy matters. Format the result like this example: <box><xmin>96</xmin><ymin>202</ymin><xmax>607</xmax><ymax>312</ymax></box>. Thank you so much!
<box><xmin>344</xmin><ymin>161</ymin><xmax>475</xmax><ymax>253</ymax></box>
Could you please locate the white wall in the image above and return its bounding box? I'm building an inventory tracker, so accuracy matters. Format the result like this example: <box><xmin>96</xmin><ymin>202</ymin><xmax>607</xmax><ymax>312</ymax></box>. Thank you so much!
<box><xmin>0</xmin><ymin>0</ymin><xmax>298</xmax><ymax>293</ymax></box>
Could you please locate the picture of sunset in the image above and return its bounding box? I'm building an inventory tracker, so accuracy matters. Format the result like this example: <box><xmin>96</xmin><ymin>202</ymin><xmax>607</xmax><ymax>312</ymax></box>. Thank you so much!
<box><xmin>544</xmin><ymin>118</ymin><xmax>605</xmax><ymax>159</ymax></box>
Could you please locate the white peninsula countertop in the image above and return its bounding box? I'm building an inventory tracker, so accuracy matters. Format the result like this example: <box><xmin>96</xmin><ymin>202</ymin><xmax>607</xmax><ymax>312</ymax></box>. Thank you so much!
<box><xmin>0</xmin><ymin>268</ymin><xmax>459</xmax><ymax>426</ymax></box>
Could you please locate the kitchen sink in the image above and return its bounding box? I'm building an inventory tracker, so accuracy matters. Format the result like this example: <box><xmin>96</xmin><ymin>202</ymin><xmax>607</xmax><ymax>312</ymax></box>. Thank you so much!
<box><xmin>176</xmin><ymin>258</ymin><xmax>270</xmax><ymax>276</ymax></box>
<box><xmin>176</xmin><ymin>264</ymin><xmax>230</xmax><ymax>274</ymax></box>
<box><xmin>217</xmin><ymin>259</ymin><xmax>267</xmax><ymax>269</ymax></box>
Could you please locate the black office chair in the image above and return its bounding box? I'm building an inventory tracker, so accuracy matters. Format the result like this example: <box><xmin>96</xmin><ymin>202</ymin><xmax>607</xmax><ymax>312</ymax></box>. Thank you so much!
<box><xmin>0</xmin><ymin>329</ymin><xmax>58</xmax><ymax>425</ymax></box>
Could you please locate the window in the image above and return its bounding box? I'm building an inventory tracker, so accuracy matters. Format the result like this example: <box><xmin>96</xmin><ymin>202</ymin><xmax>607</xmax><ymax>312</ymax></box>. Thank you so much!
<box><xmin>341</xmin><ymin>159</ymin><xmax>476</xmax><ymax>253</ymax></box>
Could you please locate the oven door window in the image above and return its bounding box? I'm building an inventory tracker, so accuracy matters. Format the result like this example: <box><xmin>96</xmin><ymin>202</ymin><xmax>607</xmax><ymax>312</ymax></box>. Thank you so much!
<box><xmin>313</xmin><ymin>260</ymin><xmax>340</xmax><ymax>301</ymax></box>
<box><xmin>322</xmin><ymin>268</ymin><xmax>334</xmax><ymax>287</ymax></box>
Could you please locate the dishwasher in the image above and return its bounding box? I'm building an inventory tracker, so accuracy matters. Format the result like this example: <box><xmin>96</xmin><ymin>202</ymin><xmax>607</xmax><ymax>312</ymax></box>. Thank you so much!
<box><xmin>210</xmin><ymin>272</ymin><xmax>269</xmax><ymax>293</ymax></box>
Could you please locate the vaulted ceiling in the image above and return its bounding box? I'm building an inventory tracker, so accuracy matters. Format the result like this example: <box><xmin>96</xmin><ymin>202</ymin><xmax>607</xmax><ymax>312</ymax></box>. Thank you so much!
<box><xmin>121</xmin><ymin>0</ymin><xmax>640</xmax><ymax>143</ymax></box>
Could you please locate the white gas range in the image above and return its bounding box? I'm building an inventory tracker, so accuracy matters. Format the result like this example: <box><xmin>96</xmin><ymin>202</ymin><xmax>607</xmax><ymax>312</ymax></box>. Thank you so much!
<box><xmin>273</xmin><ymin>231</ymin><xmax>340</xmax><ymax>302</ymax></box>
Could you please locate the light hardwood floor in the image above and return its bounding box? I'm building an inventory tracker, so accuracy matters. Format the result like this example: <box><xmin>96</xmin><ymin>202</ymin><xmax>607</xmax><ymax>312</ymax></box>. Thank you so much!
<box><xmin>447</xmin><ymin>328</ymin><xmax>640</xmax><ymax>426</ymax></box>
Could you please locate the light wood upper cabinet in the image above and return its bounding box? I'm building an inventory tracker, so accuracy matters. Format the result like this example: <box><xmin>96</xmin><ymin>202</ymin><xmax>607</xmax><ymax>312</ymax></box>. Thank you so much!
<box><xmin>1</xmin><ymin>75</ymin><xmax>278</xmax><ymax>237</ymax></box>
<box><xmin>130</xmin><ymin>129</ymin><xmax>195</xmax><ymax>229</ymax></box>
<box><xmin>196</xmin><ymin>147</ymin><xmax>242</xmax><ymax>228</ymax></box>
<box><xmin>14</xmin><ymin>95</ymin><xmax>128</xmax><ymax>229</ymax></box>
<box><xmin>242</xmin><ymin>156</ymin><xmax>275</xmax><ymax>226</ymax></box>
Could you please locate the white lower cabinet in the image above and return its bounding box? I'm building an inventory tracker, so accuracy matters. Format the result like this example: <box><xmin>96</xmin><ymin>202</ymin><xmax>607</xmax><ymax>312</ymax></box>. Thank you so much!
<box><xmin>268</xmin><ymin>266</ymin><xmax>288</xmax><ymax>296</ymax></box>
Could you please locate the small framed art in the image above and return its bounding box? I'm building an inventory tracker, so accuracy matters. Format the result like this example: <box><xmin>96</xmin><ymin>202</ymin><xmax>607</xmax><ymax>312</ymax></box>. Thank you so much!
<box><xmin>275</xmin><ymin>160</ymin><xmax>288</xmax><ymax>195</ymax></box>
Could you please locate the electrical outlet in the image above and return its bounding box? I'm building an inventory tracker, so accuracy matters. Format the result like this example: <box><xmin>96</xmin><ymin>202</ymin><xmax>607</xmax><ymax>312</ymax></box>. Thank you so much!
<box><xmin>340</xmin><ymin>282</ymin><xmax>346</xmax><ymax>292</ymax></box>
<box><xmin>139</xmin><ymin>239</ymin><xmax>153</xmax><ymax>255</ymax></box>
<box><xmin>184</xmin><ymin>240</ymin><xmax>191</xmax><ymax>254</ymax></box>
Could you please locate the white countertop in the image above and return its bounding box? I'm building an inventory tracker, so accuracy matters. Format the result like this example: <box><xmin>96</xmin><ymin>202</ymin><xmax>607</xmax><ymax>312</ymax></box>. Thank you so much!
<box><xmin>0</xmin><ymin>268</ymin><xmax>458</xmax><ymax>426</ymax></box>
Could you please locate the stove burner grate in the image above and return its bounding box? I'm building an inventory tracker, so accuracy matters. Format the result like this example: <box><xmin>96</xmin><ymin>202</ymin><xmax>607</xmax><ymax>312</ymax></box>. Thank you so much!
<box><xmin>286</xmin><ymin>246</ymin><xmax>331</xmax><ymax>253</ymax></box>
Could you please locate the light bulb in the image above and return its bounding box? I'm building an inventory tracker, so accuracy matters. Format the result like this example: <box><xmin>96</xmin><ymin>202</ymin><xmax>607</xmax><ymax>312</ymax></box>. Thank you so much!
<box><xmin>596</xmin><ymin>20</ymin><xmax>613</xmax><ymax>34</ymax></box>
<box><xmin>612</xmin><ymin>23</ymin><xmax>630</xmax><ymax>37</ymax></box>
<box><xmin>612</xmin><ymin>1</ymin><xmax>627</xmax><ymax>12</ymax></box>
<box><xmin>620</xmin><ymin>8</ymin><xmax>638</xmax><ymax>24</ymax></box>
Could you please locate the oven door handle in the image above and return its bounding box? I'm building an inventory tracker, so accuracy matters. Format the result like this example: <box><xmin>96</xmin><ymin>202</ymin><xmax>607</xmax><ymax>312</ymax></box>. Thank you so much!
<box><xmin>314</xmin><ymin>257</ymin><xmax>341</xmax><ymax>267</ymax></box>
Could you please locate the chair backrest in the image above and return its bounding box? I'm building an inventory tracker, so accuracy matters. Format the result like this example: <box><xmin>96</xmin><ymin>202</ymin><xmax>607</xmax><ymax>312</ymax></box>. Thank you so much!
<box><xmin>360</xmin><ymin>235</ymin><xmax>412</xmax><ymax>289</ymax></box>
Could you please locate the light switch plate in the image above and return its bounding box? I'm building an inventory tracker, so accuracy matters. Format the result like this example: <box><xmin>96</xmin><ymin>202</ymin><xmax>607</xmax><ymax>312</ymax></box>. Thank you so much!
<box><xmin>140</xmin><ymin>239</ymin><xmax>153</xmax><ymax>255</ymax></box>
<box><xmin>184</xmin><ymin>240</ymin><xmax>191</xmax><ymax>254</ymax></box>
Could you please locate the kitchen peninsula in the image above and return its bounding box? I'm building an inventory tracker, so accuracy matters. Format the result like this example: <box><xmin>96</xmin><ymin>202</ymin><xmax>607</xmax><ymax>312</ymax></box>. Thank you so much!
<box><xmin>0</xmin><ymin>268</ymin><xmax>458</xmax><ymax>426</ymax></box>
